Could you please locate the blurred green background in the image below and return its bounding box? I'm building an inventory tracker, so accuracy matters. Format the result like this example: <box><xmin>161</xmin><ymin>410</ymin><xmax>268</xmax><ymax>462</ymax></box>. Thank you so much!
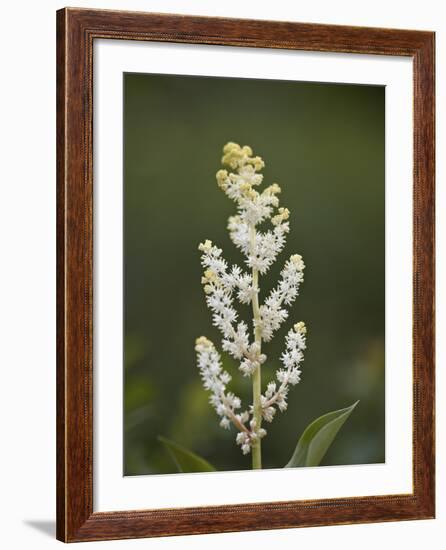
<box><xmin>123</xmin><ymin>73</ymin><xmax>385</xmax><ymax>475</ymax></box>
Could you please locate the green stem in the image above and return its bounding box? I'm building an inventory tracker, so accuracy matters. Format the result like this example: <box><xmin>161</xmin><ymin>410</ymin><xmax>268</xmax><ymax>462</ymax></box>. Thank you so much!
<box><xmin>250</xmin><ymin>226</ymin><xmax>262</xmax><ymax>469</ymax></box>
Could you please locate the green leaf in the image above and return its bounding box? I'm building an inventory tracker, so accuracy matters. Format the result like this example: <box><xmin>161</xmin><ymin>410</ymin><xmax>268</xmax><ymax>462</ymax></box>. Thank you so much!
<box><xmin>285</xmin><ymin>401</ymin><xmax>359</xmax><ymax>468</ymax></box>
<box><xmin>158</xmin><ymin>436</ymin><xmax>216</xmax><ymax>473</ymax></box>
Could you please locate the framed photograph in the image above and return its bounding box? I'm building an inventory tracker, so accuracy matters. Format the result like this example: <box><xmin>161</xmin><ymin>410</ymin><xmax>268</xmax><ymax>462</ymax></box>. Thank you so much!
<box><xmin>56</xmin><ymin>7</ymin><xmax>435</xmax><ymax>542</ymax></box>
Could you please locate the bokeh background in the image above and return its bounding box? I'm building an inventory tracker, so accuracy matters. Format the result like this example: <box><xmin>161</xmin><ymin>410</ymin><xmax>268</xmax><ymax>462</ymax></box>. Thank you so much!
<box><xmin>123</xmin><ymin>73</ymin><xmax>385</xmax><ymax>475</ymax></box>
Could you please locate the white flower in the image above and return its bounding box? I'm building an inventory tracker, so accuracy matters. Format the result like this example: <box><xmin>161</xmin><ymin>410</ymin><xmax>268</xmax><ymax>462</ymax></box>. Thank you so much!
<box><xmin>241</xmin><ymin>443</ymin><xmax>251</xmax><ymax>455</ymax></box>
<box><xmin>220</xmin><ymin>417</ymin><xmax>231</xmax><ymax>429</ymax></box>
<box><xmin>262</xmin><ymin>406</ymin><xmax>276</xmax><ymax>423</ymax></box>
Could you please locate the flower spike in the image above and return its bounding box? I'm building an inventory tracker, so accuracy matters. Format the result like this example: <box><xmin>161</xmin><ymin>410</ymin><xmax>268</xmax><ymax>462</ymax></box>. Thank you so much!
<box><xmin>196</xmin><ymin>142</ymin><xmax>307</xmax><ymax>462</ymax></box>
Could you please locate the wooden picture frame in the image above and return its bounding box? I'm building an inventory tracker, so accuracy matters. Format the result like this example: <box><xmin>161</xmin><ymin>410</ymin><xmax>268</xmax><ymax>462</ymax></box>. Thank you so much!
<box><xmin>56</xmin><ymin>7</ymin><xmax>435</xmax><ymax>542</ymax></box>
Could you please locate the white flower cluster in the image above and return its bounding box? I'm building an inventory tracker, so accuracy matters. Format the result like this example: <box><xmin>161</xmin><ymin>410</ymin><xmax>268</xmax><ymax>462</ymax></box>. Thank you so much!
<box><xmin>257</xmin><ymin>254</ymin><xmax>305</xmax><ymax>342</ymax></box>
<box><xmin>195</xmin><ymin>336</ymin><xmax>266</xmax><ymax>454</ymax></box>
<box><xmin>260</xmin><ymin>322</ymin><xmax>307</xmax><ymax>423</ymax></box>
<box><xmin>195</xmin><ymin>142</ymin><xmax>307</xmax><ymax>457</ymax></box>
<box><xmin>227</xmin><ymin>212</ymin><xmax>290</xmax><ymax>274</ymax></box>
<box><xmin>198</xmin><ymin>239</ymin><xmax>263</xmax><ymax>369</ymax></box>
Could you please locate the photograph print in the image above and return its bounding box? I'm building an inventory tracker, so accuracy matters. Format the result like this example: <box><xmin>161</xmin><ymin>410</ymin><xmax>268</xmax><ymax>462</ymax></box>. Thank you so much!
<box><xmin>123</xmin><ymin>72</ymin><xmax>385</xmax><ymax>476</ymax></box>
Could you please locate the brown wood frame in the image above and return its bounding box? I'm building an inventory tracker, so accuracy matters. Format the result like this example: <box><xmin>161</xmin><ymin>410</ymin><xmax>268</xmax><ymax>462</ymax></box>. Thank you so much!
<box><xmin>56</xmin><ymin>7</ymin><xmax>435</xmax><ymax>543</ymax></box>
